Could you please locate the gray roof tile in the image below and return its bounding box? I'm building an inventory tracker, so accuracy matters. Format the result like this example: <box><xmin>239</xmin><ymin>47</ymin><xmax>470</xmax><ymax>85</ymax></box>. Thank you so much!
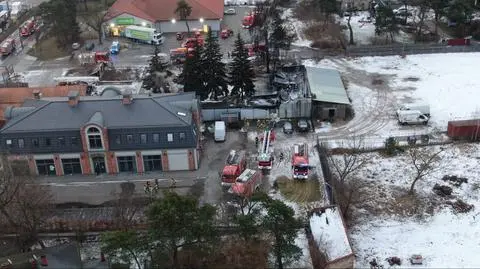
<box><xmin>1</xmin><ymin>93</ymin><xmax>196</xmax><ymax>133</ymax></box>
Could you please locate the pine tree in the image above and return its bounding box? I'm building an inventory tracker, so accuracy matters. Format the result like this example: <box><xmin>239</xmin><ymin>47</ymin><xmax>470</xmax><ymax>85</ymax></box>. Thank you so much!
<box><xmin>202</xmin><ymin>30</ymin><xmax>228</xmax><ymax>100</ymax></box>
<box><xmin>229</xmin><ymin>33</ymin><xmax>255</xmax><ymax>104</ymax></box>
<box><xmin>179</xmin><ymin>41</ymin><xmax>206</xmax><ymax>99</ymax></box>
<box><xmin>143</xmin><ymin>45</ymin><xmax>168</xmax><ymax>93</ymax></box>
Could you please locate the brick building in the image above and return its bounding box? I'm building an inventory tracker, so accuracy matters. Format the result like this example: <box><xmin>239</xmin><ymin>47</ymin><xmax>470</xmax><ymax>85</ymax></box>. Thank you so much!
<box><xmin>0</xmin><ymin>90</ymin><xmax>201</xmax><ymax>176</ymax></box>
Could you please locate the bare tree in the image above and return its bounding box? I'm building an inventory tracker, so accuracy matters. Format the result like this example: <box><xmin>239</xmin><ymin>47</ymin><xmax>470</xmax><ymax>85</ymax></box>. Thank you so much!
<box><xmin>328</xmin><ymin>136</ymin><xmax>371</xmax><ymax>183</ymax></box>
<box><xmin>408</xmin><ymin>146</ymin><xmax>446</xmax><ymax>194</ymax></box>
<box><xmin>346</xmin><ymin>1</ymin><xmax>355</xmax><ymax>45</ymax></box>
<box><xmin>81</xmin><ymin>9</ymin><xmax>109</xmax><ymax>45</ymax></box>
<box><xmin>111</xmin><ymin>182</ymin><xmax>144</xmax><ymax>230</ymax></box>
<box><xmin>0</xmin><ymin>156</ymin><xmax>53</xmax><ymax>250</ymax></box>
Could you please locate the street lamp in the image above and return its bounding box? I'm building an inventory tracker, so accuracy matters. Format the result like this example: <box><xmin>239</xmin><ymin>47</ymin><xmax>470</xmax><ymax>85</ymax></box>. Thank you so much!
<box><xmin>171</xmin><ymin>18</ymin><xmax>176</xmax><ymax>23</ymax></box>
<box><xmin>110</xmin><ymin>23</ymin><xmax>115</xmax><ymax>27</ymax></box>
<box><xmin>199</xmin><ymin>17</ymin><xmax>204</xmax><ymax>23</ymax></box>
<box><xmin>141</xmin><ymin>21</ymin><xmax>146</xmax><ymax>26</ymax></box>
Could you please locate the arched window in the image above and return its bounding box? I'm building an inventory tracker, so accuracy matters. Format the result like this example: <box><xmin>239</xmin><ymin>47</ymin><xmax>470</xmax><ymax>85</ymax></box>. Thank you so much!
<box><xmin>86</xmin><ymin>126</ymin><xmax>103</xmax><ymax>149</ymax></box>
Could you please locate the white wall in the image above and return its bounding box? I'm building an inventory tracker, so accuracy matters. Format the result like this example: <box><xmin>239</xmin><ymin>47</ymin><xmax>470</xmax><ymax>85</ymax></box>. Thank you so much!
<box><xmin>158</xmin><ymin>19</ymin><xmax>220</xmax><ymax>33</ymax></box>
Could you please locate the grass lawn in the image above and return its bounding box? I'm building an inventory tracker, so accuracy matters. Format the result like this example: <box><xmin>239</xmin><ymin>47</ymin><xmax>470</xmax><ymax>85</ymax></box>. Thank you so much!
<box><xmin>28</xmin><ymin>36</ymin><xmax>70</xmax><ymax>61</ymax></box>
<box><xmin>276</xmin><ymin>176</ymin><xmax>322</xmax><ymax>203</ymax></box>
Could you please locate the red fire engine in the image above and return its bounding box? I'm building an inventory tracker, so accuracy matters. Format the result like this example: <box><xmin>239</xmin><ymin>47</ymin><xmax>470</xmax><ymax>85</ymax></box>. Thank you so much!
<box><xmin>20</xmin><ymin>19</ymin><xmax>36</xmax><ymax>37</ymax></box>
<box><xmin>0</xmin><ymin>38</ymin><xmax>16</xmax><ymax>56</ymax></box>
<box><xmin>292</xmin><ymin>143</ymin><xmax>309</xmax><ymax>180</ymax></box>
<box><xmin>258</xmin><ymin>130</ymin><xmax>274</xmax><ymax>170</ymax></box>
<box><xmin>221</xmin><ymin>150</ymin><xmax>247</xmax><ymax>188</ymax></box>
<box><xmin>230</xmin><ymin>169</ymin><xmax>262</xmax><ymax>197</ymax></box>
<box><xmin>242</xmin><ymin>12</ymin><xmax>255</xmax><ymax>29</ymax></box>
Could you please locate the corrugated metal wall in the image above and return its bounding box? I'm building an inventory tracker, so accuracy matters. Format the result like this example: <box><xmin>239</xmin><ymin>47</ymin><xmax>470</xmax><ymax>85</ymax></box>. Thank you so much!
<box><xmin>201</xmin><ymin>108</ymin><xmax>270</xmax><ymax>121</ymax></box>
<box><xmin>278</xmin><ymin>99</ymin><xmax>312</xmax><ymax>118</ymax></box>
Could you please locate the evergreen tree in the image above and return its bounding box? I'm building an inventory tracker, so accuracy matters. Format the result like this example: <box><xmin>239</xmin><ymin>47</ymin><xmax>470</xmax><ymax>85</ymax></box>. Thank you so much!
<box><xmin>229</xmin><ymin>33</ymin><xmax>255</xmax><ymax>104</ymax></box>
<box><xmin>39</xmin><ymin>0</ymin><xmax>80</xmax><ymax>46</ymax></box>
<box><xmin>202</xmin><ymin>30</ymin><xmax>228</xmax><ymax>100</ymax></box>
<box><xmin>179</xmin><ymin>41</ymin><xmax>206</xmax><ymax>99</ymax></box>
<box><xmin>143</xmin><ymin>45</ymin><xmax>168</xmax><ymax>93</ymax></box>
<box><xmin>270</xmin><ymin>9</ymin><xmax>295</xmax><ymax>71</ymax></box>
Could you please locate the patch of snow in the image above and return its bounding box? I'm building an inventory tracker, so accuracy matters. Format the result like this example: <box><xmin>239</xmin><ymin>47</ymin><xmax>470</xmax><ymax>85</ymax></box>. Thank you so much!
<box><xmin>351</xmin><ymin>144</ymin><xmax>480</xmax><ymax>268</ymax></box>
<box><xmin>282</xmin><ymin>9</ymin><xmax>311</xmax><ymax>48</ymax></box>
<box><xmin>342</xmin><ymin>12</ymin><xmax>376</xmax><ymax>45</ymax></box>
<box><xmin>310</xmin><ymin>207</ymin><xmax>353</xmax><ymax>261</ymax></box>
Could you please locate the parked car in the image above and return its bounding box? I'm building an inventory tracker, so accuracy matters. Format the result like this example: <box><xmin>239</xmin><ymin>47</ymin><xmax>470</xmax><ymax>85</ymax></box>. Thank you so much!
<box><xmin>110</xmin><ymin>41</ymin><xmax>120</xmax><ymax>55</ymax></box>
<box><xmin>72</xmin><ymin>42</ymin><xmax>80</xmax><ymax>50</ymax></box>
<box><xmin>397</xmin><ymin>110</ymin><xmax>429</xmax><ymax>125</ymax></box>
<box><xmin>224</xmin><ymin>8</ymin><xmax>236</xmax><ymax>15</ymax></box>
<box><xmin>283</xmin><ymin>121</ymin><xmax>293</xmax><ymax>134</ymax></box>
<box><xmin>176</xmin><ymin>32</ymin><xmax>184</xmax><ymax>40</ymax></box>
<box><xmin>297</xmin><ymin>119</ymin><xmax>309</xmax><ymax>132</ymax></box>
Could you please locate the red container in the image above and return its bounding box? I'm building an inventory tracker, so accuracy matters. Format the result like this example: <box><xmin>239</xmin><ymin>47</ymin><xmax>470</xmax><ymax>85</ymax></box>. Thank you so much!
<box><xmin>447</xmin><ymin>119</ymin><xmax>480</xmax><ymax>140</ymax></box>
<box><xmin>447</xmin><ymin>38</ymin><xmax>471</xmax><ymax>46</ymax></box>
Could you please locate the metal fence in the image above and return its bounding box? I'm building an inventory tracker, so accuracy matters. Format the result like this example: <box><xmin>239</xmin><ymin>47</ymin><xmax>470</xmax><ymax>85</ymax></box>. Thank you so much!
<box><xmin>345</xmin><ymin>43</ymin><xmax>480</xmax><ymax>57</ymax></box>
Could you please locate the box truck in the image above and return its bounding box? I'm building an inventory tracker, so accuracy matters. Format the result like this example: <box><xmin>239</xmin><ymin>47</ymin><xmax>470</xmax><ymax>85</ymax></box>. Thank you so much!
<box><xmin>124</xmin><ymin>25</ymin><xmax>164</xmax><ymax>45</ymax></box>
<box><xmin>214</xmin><ymin>121</ymin><xmax>226</xmax><ymax>142</ymax></box>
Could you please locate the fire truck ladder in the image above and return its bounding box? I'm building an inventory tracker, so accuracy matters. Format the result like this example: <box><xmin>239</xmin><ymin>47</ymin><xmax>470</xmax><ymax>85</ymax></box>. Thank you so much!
<box><xmin>261</xmin><ymin>130</ymin><xmax>271</xmax><ymax>154</ymax></box>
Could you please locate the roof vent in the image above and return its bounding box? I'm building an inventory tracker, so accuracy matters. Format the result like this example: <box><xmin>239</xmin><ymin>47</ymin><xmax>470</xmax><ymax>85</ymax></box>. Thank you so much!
<box><xmin>177</xmin><ymin>112</ymin><xmax>186</xmax><ymax>116</ymax></box>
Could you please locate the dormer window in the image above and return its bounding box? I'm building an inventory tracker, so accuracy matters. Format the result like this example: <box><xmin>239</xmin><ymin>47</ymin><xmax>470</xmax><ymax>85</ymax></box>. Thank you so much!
<box><xmin>86</xmin><ymin>126</ymin><xmax>103</xmax><ymax>150</ymax></box>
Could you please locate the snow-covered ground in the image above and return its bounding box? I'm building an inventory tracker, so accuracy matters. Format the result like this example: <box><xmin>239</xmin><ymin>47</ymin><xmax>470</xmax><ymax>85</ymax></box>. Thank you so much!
<box><xmin>304</xmin><ymin>53</ymin><xmax>480</xmax><ymax>148</ymax></box>
<box><xmin>349</xmin><ymin>143</ymin><xmax>480</xmax><ymax>268</ymax></box>
<box><xmin>341</xmin><ymin>12</ymin><xmax>376</xmax><ymax>45</ymax></box>
<box><xmin>282</xmin><ymin>9</ymin><xmax>311</xmax><ymax>48</ymax></box>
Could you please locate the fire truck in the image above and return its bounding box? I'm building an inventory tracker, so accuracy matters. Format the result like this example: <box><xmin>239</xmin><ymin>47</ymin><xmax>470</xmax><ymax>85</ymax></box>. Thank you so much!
<box><xmin>20</xmin><ymin>19</ymin><xmax>36</xmax><ymax>37</ymax></box>
<box><xmin>292</xmin><ymin>143</ymin><xmax>309</xmax><ymax>180</ymax></box>
<box><xmin>230</xmin><ymin>169</ymin><xmax>262</xmax><ymax>197</ymax></box>
<box><xmin>258</xmin><ymin>130</ymin><xmax>274</xmax><ymax>170</ymax></box>
<box><xmin>221</xmin><ymin>150</ymin><xmax>247</xmax><ymax>188</ymax></box>
<box><xmin>169</xmin><ymin>47</ymin><xmax>195</xmax><ymax>64</ymax></box>
<box><xmin>242</xmin><ymin>12</ymin><xmax>255</xmax><ymax>29</ymax></box>
<box><xmin>78</xmin><ymin>51</ymin><xmax>110</xmax><ymax>66</ymax></box>
<box><xmin>0</xmin><ymin>38</ymin><xmax>16</xmax><ymax>56</ymax></box>
<box><xmin>182</xmin><ymin>37</ymin><xmax>204</xmax><ymax>48</ymax></box>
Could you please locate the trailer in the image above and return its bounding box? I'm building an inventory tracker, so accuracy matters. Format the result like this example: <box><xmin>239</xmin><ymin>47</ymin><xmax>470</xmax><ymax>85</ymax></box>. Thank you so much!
<box><xmin>447</xmin><ymin>37</ymin><xmax>471</xmax><ymax>46</ymax></box>
<box><xmin>124</xmin><ymin>25</ymin><xmax>164</xmax><ymax>45</ymax></box>
<box><xmin>447</xmin><ymin>119</ymin><xmax>480</xmax><ymax>141</ymax></box>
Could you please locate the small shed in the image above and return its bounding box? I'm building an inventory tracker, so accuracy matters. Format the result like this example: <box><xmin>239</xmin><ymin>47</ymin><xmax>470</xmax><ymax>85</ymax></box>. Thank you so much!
<box><xmin>306</xmin><ymin>205</ymin><xmax>355</xmax><ymax>269</ymax></box>
<box><xmin>305</xmin><ymin>66</ymin><xmax>351</xmax><ymax>121</ymax></box>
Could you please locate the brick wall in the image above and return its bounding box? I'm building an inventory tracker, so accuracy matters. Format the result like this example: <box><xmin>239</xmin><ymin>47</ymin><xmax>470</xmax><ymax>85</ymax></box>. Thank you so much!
<box><xmin>80</xmin><ymin>152</ymin><xmax>92</xmax><ymax>174</ymax></box>
<box><xmin>80</xmin><ymin>126</ymin><xmax>88</xmax><ymax>152</ymax></box>
<box><xmin>136</xmin><ymin>151</ymin><xmax>144</xmax><ymax>174</ymax></box>
<box><xmin>102</xmin><ymin>127</ymin><xmax>110</xmax><ymax>151</ymax></box>
<box><xmin>187</xmin><ymin>149</ymin><xmax>195</xmax><ymax>170</ymax></box>
<box><xmin>53</xmin><ymin>154</ymin><xmax>63</xmax><ymax>176</ymax></box>
<box><xmin>27</xmin><ymin>155</ymin><xmax>37</xmax><ymax>175</ymax></box>
<box><xmin>106</xmin><ymin>152</ymin><xmax>117</xmax><ymax>174</ymax></box>
<box><xmin>162</xmin><ymin>151</ymin><xmax>169</xmax><ymax>171</ymax></box>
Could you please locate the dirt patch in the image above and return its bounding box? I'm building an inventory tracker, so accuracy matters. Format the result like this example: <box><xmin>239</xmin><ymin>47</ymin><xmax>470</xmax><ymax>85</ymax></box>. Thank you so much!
<box><xmin>100</xmin><ymin>68</ymin><xmax>142</xmax><ymax>81</ymax></box>
<box><xmin>351</xmin><ymin>180</ymin><xmax>438</xmax><ymax>220</ymax></box>
<box><xmin>28</xmin><ymin>36</ymin><xmax>70</xmax><ymax>61</ymax></box>
<box><xmin>275</xmin><ymin>176</ymin><xmax>322</xmax><ymax>203</ymax></box>
<box><xmin>403</xmin><ymin>76</ymin><xmax>420</xmax><ymax>82</ymax></box>
<box><xmin>371</xmin><ymin>78</ymin><xmax>384</xmax><ymax>85</ymax></box>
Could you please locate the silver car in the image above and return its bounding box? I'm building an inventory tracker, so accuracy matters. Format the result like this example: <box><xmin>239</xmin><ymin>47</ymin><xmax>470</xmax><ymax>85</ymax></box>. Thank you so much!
<box><xmin>297</xmin><ymin>119</ymin><xmax>309</xmax><ymax>132</ymax></box>
<box><xmin>283</xmin><ymin>121</ymin><xmax>293</xmax><ymax>134</ymax></box>
<box><xmin>224</xmin><ymin>8</ymin><xmax>236</xmax><ymax>15</ymax></box>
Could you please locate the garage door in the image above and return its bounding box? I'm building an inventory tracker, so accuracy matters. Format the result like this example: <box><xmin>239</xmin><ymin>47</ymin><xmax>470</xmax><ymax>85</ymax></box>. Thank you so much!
<box><xmin>168</xmin><ymin>150</ymin><xmax>189</xmax><ymax>171</ymax></box>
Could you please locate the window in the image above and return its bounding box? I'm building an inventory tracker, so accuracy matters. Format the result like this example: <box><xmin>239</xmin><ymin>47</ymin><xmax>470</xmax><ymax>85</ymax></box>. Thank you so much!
<box><xmin>167</xmin><ymin>133</ymin><xmax>173</xmax><ymax>142</ymax></box>
<box><xmin>45</xmin><ymin>138</ymin><xmax>51</xmax><ymax>146</ymax></box>
<box><xmin>87</xmin><ymin>127</ymin><xmax>103</xmax><ymax>149</ymax></box>
<box><xmin>143</xmin><ymin>155</ymin><xmax>162</xmax><ymax>171</ymax></box>
<box><xmin>140</xmin><ymin>134</ymin><xmax>147</xmax><ymax>144</ymax></box>
<box><xmin>58</xmin><ymin>137</ymin><xmax>65</xmax><ymax>146</ymax></box>
<box><xmin>62</xmin><ymin>158</ymin><xmax>82</xmax><ymax>175</ymax></box>
<box><xmin>117</xmin><ymin>156</ymin><xmax>136</xmax><ymax>172</ymax></box>
<box><xmin>152</xmin><ymin>133</ymin><xmax>160</xmax><ymax>143</ymax></box>
<box><xmin>5</xmin><ymin>139</ymin><xmax>12</xmax><ymax>146</ymax></box>
<box><xmin>71</xmin><ymin>137</ymin><xmax>79</xmax><ymax>146</ymax></box>
<box><xmin>18</xmin><ymin>139</ymin><xmax>24</xmax><ymax>149</ymax></box>
<box><xmin>179</xmin><ymin>132</ymin><xmax>186</xmax><ymax>141</ymax></box>
<box><xmin>36</xmin><ymin>159</ymin><xmax>55</xmax><ymax>176</ymax></box>
<box><xmin>32</xmin><ymin>138</ymin><xmax>39</xmax><ymax>148</ymax></box>
<box><xmin>115</xmin><ymin>135</ymin><xmax>121</xmax><ymax>145</ymax></box>
<box><xmin>126</xmin><ymin>134</ymin><xmax>134</xmax><ymax>144</ymax></box>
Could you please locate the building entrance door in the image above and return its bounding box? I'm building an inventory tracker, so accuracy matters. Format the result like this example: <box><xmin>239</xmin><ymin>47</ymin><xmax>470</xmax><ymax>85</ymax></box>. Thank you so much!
<box><xmin>92</xmin><ymin>156</ymin><xmax>107</xmax><ymax>175</ymax></box>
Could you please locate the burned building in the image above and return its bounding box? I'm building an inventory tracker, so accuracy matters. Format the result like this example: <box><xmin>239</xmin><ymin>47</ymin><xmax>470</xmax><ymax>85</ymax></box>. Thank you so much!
<box><xmin>273</xmin><ymin>65</ymin><xmax>312</xmax><ymax>119</ymax></box>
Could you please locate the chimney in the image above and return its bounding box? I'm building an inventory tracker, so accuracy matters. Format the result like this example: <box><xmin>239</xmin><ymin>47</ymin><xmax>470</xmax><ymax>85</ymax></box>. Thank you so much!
<box><xmin>33</xmin><ymin>90</ymin><xmax>41</xmax><ymax>99</ymax></box>
<box><xmin>67</xmin><ymin>90</ymin><xmax>80</xmax><ymax>107</ymax></box>
<box><xmin>122</xmin><ymin>90</ymin><xmax>133</xmax><ymax>105</ymax></box>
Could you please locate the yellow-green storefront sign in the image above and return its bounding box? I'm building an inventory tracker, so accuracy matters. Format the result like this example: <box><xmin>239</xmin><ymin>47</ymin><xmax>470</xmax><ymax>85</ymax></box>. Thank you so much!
<box><xmin>115</xmin><ymin>17</ymin><xmax>134</xmax><ymax>25</ymax></box>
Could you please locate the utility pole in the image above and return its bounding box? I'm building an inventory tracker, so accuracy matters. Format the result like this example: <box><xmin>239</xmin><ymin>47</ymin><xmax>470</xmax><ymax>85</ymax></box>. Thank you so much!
<box><xmin>18</xmin><ymin>29</ymin><xmax>23</xmax><ymax>50</ymax></box>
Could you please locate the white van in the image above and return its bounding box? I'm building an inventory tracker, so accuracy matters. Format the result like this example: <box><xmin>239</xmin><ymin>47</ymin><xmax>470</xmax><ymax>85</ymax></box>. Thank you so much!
<box><xmin>214</xmin><ymin>121</ymin><xmax>226</xmax><ymax>142</ymax></box>
<box><xmin>396</xmin><ymin>103</ymin><xmax>430</xmax><ymax>117</ymax></box>
<box><xmin>397</xmin><ymin>110</ymin><xmax>429</xmax><ymax>125</ymax></box>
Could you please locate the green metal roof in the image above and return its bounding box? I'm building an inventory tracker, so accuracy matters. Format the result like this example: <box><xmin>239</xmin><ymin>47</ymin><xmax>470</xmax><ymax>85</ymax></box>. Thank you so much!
<box><xmin>306</xmin><ymin>66</ymin><xmax>351</xmax><ymax>105</ymax></box>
